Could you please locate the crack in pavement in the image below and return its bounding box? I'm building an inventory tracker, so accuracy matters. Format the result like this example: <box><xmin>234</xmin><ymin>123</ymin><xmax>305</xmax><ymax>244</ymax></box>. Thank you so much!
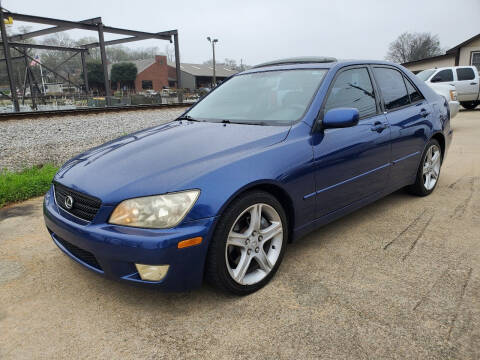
<box><xmin>413</xmin><ymin>267</ymin><xmax>450</xmax><ymax>311</ymax></box>
<box><xmin>402</xmin><ymin>213</ymin><xmax>434</xmax><ymax>261</ymax></box>
<box><xmin>452</xmin><ymin>177</ymin><xmax>477</xmax><ymax>220</ymax></box>
<box><xmin>383</xmin><ymin>209</ymin><xmax>428</xmax><ymax>250</ymax></box>
<box><xmin>447</xmin><ymin>267</ymin><xmax>473</xmax><ymax>341</ymax></box>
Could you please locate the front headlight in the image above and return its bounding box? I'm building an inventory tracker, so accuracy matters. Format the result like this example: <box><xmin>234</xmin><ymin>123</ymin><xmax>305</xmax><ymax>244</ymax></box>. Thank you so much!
<box><xmin>449</xmin><ymin>90</ymin><xmax>457</xmax><ymax>101</ymax></box>
<box><xmin>109</xmin><ymin>190</ymin><xmax>200</xmax><ymax>228</ymax></box>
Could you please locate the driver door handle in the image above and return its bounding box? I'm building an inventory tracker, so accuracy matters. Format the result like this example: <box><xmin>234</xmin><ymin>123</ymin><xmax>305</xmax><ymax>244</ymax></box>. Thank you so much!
<box><xmin>420</xmin><ymin>109</ymin><xmax>430</xmax><ymax>118</ymax></box>
<box><xmin>371</xmin><ymin>121</ymin><xmax>388</xmax><ymax>132</ymax></box>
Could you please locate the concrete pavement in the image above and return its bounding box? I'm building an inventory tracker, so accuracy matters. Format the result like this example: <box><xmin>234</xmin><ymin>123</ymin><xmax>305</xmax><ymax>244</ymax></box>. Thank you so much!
<box><xmin>1</xmin><ymin>110</ymin><xmax>479</xmax><ymax>359</ymax></box>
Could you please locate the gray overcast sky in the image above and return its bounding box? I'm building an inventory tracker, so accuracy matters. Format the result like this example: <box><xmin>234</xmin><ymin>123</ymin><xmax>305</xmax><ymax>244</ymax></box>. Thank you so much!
<box><xmin>3</xmin><ymin>0</ymin><xmax>480</xmax><ymax>65</ymax></box>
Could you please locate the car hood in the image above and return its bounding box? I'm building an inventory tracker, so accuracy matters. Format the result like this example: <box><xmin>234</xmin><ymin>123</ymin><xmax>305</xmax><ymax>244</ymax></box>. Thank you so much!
<box><xmin>54</xmin><ymin>120</ymin><xmax>290</xmax><ymax>204</ymax></box>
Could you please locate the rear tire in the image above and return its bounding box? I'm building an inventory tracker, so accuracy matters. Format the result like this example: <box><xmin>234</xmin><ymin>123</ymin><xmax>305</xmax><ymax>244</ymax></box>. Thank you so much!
<box><xmin>407</xmin><ymin>139</ymin><xmax>442</xmax><ymax>196</ymax></box>
<box><xmin>205</xmin><ymin>191</ymin><xmax>288</xmax><ymax>295</ymax></box>
<box><xmin>460</xmin><ymin>101</ymin><xmax>479</xmax><ymax>110</ymax></box>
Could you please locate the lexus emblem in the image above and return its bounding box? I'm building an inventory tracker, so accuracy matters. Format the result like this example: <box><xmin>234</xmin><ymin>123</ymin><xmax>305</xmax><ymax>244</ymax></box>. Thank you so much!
<box><xmin>64</xmin><ymin>195</ymin><xmax>74</xmax><ymax>210</ymax></box>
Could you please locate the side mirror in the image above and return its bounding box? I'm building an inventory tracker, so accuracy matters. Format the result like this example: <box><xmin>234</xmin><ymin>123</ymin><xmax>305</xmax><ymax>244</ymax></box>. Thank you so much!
<box><xmin>323</xmin><ymin>108</ymin><xmax>359</xmax><ymax>129</ymax></box>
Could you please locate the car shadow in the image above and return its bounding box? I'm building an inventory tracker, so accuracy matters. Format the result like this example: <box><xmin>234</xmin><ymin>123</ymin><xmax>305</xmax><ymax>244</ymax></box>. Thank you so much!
<box><xmin>287</xmin><ymin>188</ymin><xmax>413</xmax><ymax>255</ymax></box>
<box><xmin>459</xmin><ymin>108</ymin><xmax>480</xmax><ymax>112</ymax></box>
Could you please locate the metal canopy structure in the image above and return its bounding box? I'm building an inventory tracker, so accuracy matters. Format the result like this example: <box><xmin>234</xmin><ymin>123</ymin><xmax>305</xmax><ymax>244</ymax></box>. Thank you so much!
<box><xmin>0</xmin><ymin>8</ymin><xmax>182</xmax><ymax>112</ymax></box>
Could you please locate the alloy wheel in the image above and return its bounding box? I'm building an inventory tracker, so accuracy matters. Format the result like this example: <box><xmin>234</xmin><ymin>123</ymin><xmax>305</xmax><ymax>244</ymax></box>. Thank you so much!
<box><xmin>225</xmin><ymin>203</ymin><xmax>283</xmax><ymax>285</ymax></box>
<box><xmin>423</xmin><ymin>144</ymin><xmax>441</xmax><ymax>191</ymax></box>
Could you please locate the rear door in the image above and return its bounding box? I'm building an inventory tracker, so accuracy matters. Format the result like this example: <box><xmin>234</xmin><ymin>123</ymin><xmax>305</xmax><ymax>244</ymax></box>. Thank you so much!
<box><xmin>312</xmin><ymin>66</ymin><xmax>391</xmax><ymax>218</ymax></box>
<box><xmin>372</xmin><ymin>66</ymin><xmax>430</xmax><ymax>187</ymax></box>
<box><xmin>453</xmin><ymin>67</ymin><xmax>479</xmax><ymax>102</ymax></box>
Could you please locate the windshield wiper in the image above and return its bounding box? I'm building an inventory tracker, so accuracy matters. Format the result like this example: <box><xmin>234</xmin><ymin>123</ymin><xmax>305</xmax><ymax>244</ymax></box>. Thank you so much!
<box><xmin>216</xmin><ymin>119</ymin><xmax>267</xmax><ymax>126</ymax></box>
<box><xmin>176</xmin><ymin>115</ymin><xmax>202</xmax><ymax>122</ymax></box>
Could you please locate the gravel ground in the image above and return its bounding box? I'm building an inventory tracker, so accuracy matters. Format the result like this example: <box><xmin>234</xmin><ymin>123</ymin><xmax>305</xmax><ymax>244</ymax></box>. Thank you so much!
<box><xmin>0</xmin><ymin>107</ymin><xmax>187</xmax><ymax>172</ymax></box>
<box><xmin>0</xmin><ymin>110</ymin><xmax>479</xmax><ymax>359</ymax></box>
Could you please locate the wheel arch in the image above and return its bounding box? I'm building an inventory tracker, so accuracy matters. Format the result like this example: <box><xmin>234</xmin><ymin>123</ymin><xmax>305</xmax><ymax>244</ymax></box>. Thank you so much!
<box><xmin>431</xmin><ymin>132</ymin><xmax>446</xmax><ymax>162</ymax></box>
<box><xmin>215</xmin><ymin>180</ymin><xmax>296</xmax><ymax>243</ymax></box>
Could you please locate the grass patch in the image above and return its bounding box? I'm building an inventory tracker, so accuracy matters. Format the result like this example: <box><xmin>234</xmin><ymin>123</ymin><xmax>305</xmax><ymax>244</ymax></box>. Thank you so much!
<box><xmin>0</xmin><ymin>164</ymin><xmax>59</xmax><ymax>208</ymax></box>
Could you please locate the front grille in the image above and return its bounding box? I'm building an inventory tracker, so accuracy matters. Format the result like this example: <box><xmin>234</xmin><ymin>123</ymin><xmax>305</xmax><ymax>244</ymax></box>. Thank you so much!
<box><xmin>54</xmin><ymin>182</ymin><xmax>101</xmax><ymax>222</ymax></box>
<box><xmin>54</xmin><ymin>234</ymin><xmax>102</xmax><ymax>271</ymax></box>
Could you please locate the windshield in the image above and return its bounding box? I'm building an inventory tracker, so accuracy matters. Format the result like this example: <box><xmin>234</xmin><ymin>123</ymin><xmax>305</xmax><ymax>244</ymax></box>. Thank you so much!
<box><xmin>416</xmin><ymin>69</ymin><xmax>436</xmax><ymax>81</ymax></box>
<box><xmin>186</xmin><ymin>69</ymin><xmax>327</xmax><ymax>125</ymax></box>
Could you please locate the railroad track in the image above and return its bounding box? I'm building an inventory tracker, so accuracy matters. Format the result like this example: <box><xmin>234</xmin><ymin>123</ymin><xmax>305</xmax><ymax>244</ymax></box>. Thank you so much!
<box><xmin>0</xmin><ymin>103</ymin><xmax>191</xmax><ymax>121</ymax></box>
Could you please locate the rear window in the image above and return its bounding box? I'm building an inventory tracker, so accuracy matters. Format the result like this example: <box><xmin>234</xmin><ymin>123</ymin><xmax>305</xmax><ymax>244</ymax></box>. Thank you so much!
<box><xmin>373</xmin><ymin>67</ymin><xmax>410</xmax><ymax>111</ymax></box>
<box><xmin>404</xmin><ymin>77</ymin><xmax>424</xmax><ymax>103</ymax></box>
<box><xmin>431</xmin><ymin>69</ymin><xmax>453</xmax><ymax>82</ymax></box>
<box><xmin>456</xmin><ymin>68</ymin><xmax>475</xmax><ymax>81</ymax></box>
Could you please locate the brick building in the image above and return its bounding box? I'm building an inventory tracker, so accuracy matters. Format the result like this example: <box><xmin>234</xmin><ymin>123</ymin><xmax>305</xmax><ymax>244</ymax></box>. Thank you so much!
<box><xmin>108</xmin><ymin>55</ymin><xmax>171</xmax><ymax>92</ymax></box>
<box><xmin>109</xmin><ymin>55</ymin><xmax>238</xmax><ymax>92</ymax></box>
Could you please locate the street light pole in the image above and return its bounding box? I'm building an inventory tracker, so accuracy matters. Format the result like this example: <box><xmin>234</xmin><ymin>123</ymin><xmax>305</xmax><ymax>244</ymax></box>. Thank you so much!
<box><xmin>207</xmin><ymin>37</ymin><xmax>218</xmax><ymax>87</ymax></box>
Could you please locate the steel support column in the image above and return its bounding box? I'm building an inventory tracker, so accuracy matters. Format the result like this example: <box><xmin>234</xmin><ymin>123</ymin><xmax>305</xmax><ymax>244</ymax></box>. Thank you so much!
<box><xmin>0</xmin><ymin>8</ymin><xmax>19</xmax><ymax>112</ymax></box>
<box><xmin>173</xmin><ymin>31</ymin><xmax>182</xmax><ymax>102</ymax></box>
<box><xmin>24</xmin><ymin>55</ymin><xmax>37</xmax><ymax>110</ymax></box>
<box><xmin>97</xmin><ymin>22</ymin><xmax>111</xmax><ymax>105</ymax></box>
<box><xmin>80</xmin><ymin>51</ymin><xmax>89</xmax><ymax>94</ymax></box>
<box><xmin>13</xmin><ymin>47</ymin><xmax>82</xmax><ymax>89</ymax></box>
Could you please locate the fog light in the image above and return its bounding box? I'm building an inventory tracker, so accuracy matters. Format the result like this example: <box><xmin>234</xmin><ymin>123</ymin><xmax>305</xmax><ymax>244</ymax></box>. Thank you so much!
<box><xmin>135</xmin><ymin>264</ymin><xmax>169</xmax><ymax>281</ymax></box>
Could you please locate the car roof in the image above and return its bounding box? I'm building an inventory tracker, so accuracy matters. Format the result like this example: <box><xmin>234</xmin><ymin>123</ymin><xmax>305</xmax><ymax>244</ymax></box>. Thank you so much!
<box><xmin>252</xmin><ymin>57</ymin><xmax>338</xmax><ymax>68</ymax></box>
<box><xmin>422</xmin><ymin>65</ymin><xmax>477</xmax><ymax>71</ymax></box>
<box><xmin>241</xmin><ymin>58</ymin><xmax>406</xmax><ymax>75</ymax></box>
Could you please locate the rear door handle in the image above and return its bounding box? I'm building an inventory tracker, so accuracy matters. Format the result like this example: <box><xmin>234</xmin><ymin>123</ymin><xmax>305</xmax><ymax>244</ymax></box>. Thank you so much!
<box><xmin>371</xmin><ymin>121</ymin><xmax>388</xmax><ymax>132</ymax></box>
<box><xmin>470</xmin><ymin>82</ymin><xmax>477</xmax><ymax>85</ymax></box>
<box><xmin>420</xmin><ymin>109</ymin><xmax>430</xmax><ymax>118</ymax></box>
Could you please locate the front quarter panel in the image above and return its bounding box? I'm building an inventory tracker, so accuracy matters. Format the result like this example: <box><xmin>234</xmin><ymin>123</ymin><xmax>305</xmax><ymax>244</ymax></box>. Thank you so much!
<box><xmin>183</xmin><ymin>122</ymin><xmax>316</xmax><ymax>233</ymax></box>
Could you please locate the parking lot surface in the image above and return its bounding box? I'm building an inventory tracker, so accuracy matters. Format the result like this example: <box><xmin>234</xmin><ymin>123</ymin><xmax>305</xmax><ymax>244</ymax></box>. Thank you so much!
<box><xmin>1</xmin><ymin>110</ymin><xmax>479</xmax><ymax>359</ymax></box>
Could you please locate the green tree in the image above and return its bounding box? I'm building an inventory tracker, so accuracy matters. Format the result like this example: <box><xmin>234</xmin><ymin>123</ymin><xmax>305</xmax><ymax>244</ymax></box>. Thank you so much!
<box><xmin>110</xmin><ymin>62</ymin><xmax>137</xmax><ymax>89</ymax></box>
<box><xmin>85</xmin><ymin>62</ymin><xmax>105</xmax><ymax>90</ymax></box>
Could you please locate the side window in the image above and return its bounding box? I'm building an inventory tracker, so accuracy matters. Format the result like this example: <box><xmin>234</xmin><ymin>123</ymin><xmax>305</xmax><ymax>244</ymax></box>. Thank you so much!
<box><xmin>431</xmin><ymin>69</ymin><xmax>453</xmax><ymax>82</ymax></box>
<box><xmin>456</xmin><ymin>68</ymin><xmax>475</xmax><ymax>81</ymax></box>
<box><xmin>404</xmin><ymin>76</ymin><xmax>424</xmax><ymax>103</ymax></box>
<box><xmin>324</xmin><ymin>67</ymin><xmax>377</xmax><ymax>119</ymax></box>
<box><xmin>472</xmin><ymin>52</ymin><xmax>480</xmax><ymax>72</ymax></box>
<box><xmin>373</xmin><ymin>67</ymin><xmax>410</xmax><ymax>111</ymax></box>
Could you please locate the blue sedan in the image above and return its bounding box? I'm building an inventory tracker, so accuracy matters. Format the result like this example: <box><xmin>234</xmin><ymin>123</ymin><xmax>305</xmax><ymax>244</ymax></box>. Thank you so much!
<box><xmin>44</xmin><ymin>57</ymin><xmax>452</xmax><ymax>294</ymax></box>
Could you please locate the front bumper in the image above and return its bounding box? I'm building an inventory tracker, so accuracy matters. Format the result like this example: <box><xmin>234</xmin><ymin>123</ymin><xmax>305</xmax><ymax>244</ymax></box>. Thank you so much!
<box><xmin>43</xmin><ymin>186</ymin><xmax>216</xmax><ymax>291</ymax></box>
<box><xmin>449</xmin><ymin>100</ymin><xmax>460</xmax><ymax>119</ymax></box>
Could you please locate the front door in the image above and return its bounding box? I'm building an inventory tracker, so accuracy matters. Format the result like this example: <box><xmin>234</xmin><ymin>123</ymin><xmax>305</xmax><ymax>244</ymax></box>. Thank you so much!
<box><xmin>312</xmin><ymin>66</ymin><xmax>391</xmax><ymax>218</ymax></box>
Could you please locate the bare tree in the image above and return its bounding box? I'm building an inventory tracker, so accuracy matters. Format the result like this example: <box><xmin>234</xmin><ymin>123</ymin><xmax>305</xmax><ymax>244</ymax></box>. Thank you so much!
<box><xmin>164</xmin><ymin>44</ymin><xmax>175</xmax><ymax>63</ymax></box>
<box><xmin>386</xmin><ymin>32</ymin><xmax>443</xmax><ymax>63</ymax></box>
<box><xmin>223</xmin><ymin>58</ymin><xmax>237</xmax><ymax>69</ymax></box>
<box><xmin>203</xmin><ymin>59</ymin><xmax>214</xmax><ymax>65</ymax></box>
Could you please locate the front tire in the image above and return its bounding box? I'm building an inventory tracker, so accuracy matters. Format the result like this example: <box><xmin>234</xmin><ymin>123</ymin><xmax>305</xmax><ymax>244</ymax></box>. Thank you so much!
<box><xmin>205</xmin><ymin>191</ymin><xmax>288</xmax><ymax>295</ymax></box>
<box><xmin>460</xmin><ymin>101</ymin><xmax>479</xmax><ymax>110</ymax></box>
<box><xmin>407</xmin><ymin>139</ymin><xmax>442</xmax><ymax>196</ymax></box>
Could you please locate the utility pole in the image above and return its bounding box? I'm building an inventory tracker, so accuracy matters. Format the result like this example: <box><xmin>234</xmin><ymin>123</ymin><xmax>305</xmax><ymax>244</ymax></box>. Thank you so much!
<box><xmin>173</xmin><ymin>31</ymin><xmax>182</xmax><ymax>102</ymax></box>
<box><xmin>207</xmin><ymin>36</ymin><xmax>218</xmax><ymax>87</ymax></box>
<box><xmin>0</xmin><ymin>4</ymin><xmax>20</xmax><ymax>112</ymax></box>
